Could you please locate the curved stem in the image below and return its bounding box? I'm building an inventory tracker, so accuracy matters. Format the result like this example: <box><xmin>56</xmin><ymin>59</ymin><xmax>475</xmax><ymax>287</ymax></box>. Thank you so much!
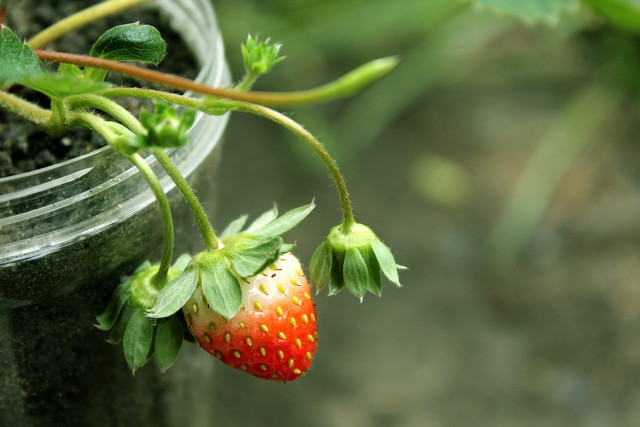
<box><xmin>127</xmin><ymin>152</ymin><xmax>174</xmax><ymax>282</ymax></box>
<box><xmin>233</xmin><ymin>102</ymin><xmax>356</xmax><ymax>229</ymax></box>
<box><xmin>35</xmin><ymin>50</ymin><xmax>397</xmax><ymax>107</ymax></box>
<box><xmin>94</xmin><ymin>87</ymin><xmax>203</xmax><ymax>109</ymax></box>
<box><xmin>70</xmin><ymin>111</ymin><xmax>174</xmax><ymax>282</ymax></box>
<box><xmin>151</xmin><ymin>148</ymin><xmax>220</xmax><ymax>251</ymax></box>
<box><xmin>68</xmin><ymin>93</ymin><xmax>146</xmax><ymax>134</ymax></box>
<box><xmin>27</xmin><ymin>0</ymin><xmax>151</xmax><ymax>49</ymax></box>
<box><xmin>0</xmin><ymin>90</ymin><xmax>55</xmax><ymax>130</ymax></box>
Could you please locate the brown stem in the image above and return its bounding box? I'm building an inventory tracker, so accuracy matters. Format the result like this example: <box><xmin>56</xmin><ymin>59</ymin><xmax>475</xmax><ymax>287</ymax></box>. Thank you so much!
<box><xmin>35</xmin><ymin>50</ymin><xmax>323</xmax><ymax>106</ymax></box>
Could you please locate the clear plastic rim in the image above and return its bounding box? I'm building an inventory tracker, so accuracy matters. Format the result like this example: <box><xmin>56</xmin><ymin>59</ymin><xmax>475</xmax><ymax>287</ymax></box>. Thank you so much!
<box><xmin>0</xmin><ymin>0</ymin><xmax>230</xmax><ymax>266</ymax></box>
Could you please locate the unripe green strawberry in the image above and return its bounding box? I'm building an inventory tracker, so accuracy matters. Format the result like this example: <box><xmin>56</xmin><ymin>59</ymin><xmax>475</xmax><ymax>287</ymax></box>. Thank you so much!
<box><xmin>183</xmin><ymin>253</ymin><xmax>318</xmax><ymax>382</ymax></box>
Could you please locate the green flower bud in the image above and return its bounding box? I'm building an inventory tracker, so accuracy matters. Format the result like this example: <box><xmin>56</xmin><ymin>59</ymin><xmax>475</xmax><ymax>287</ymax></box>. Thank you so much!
<box><xmin>241</xmin><ymin>35</ymin><xmax>285</xmax><ymax>77</ymax></box>
<box><xmin>311</xmin><ymin>222</ymin><xmax>402</xmax><ymax>300</ymax></box>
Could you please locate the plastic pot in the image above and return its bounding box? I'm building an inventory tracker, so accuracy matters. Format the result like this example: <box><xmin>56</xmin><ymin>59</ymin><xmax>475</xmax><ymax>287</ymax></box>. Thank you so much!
<box><xmin>0</xmin><ymin>0</ymin><xmax>229</xmax><ymax>424</ymax></box>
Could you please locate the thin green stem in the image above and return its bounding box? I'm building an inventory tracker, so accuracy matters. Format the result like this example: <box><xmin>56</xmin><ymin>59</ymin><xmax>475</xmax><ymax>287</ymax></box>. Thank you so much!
<box><xmin>68</xmin><ymin>94</ymin><xmax>218</xmax><ymax>251</ymax></box>
<box><xmin>27</xmin><ymin>0</ymin><xmax>151</xmax><ymax>49</ymax></box>
<box><xmin>70</xmin><ymin>111</ymin><xmax>174</xmax><ymax>282</ymax></box>
<box><xmin>68</xmin><ymin>93</ymin><xmax>146</xmax><ymax>134</ymax></box>
<box><xmin>128</xmin><ymin>152</ymin><xmax>174</xmax><ymax>282</ymax></box>
<box><xmin>0</xmin><ymin>90</ymin><xmax>55</xmax><ymax>130</ymax></box>
<box><xmin>94</xmin><ymin>87</ymin><xmax>203</xmax><ymax>109</ymax></box>
<box><xmin>151</xmin><ymin>148</ymin><xmax>220</xmax><ymax>251</ymax></box>
<box><xmin>233</xmin><ymin>102</ymin><xmax>356</xmax><ymax>229</ymax></box>
<box><xmin>35</xmin><ymin>50</ymin><xmax>398</xmax><ymax>107</ymax></box>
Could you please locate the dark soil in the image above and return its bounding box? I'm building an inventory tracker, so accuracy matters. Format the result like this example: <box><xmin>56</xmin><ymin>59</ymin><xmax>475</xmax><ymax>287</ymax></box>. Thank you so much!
<box><xmin>0</xmin><ymin>0</ymin><xmax>198</xmax><ymax>178</ymax></box>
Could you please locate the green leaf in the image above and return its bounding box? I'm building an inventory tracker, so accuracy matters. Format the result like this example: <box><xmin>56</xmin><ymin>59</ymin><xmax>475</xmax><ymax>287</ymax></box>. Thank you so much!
<box><xmin>123</xmin><ymin>309</ymin><xmax>155</xmax><ymax>373</ymax></box>
<box><xmin>200</xmin><ymin>259</ymin><xmax>242</xmax><ymax>319</ymax></box>
<box><xmin>583</xmin><ymin>0</ymin><xmax>640</xmax><ymax>33</ymax></box>
<box><xmin>246</xmin><ymin>205</ymin><xmax>278</xmax><ymax>232</ymax></box>
<box><xmin>468</xmin><ymin>0</ymin><xmax>573</xmax><ymax>23</ymax></box>
<box><xmin>343</xmin><ymin>248</ymin><xmax>370</xmax><ymax>299</ymax></box>
<box><xmin>147</xmin><ymin>266</ymin><xmax>199</xmax><ymax>318</ymax></box>
<box><xmin>371</xmin><ymin>239</ymin><xmax>401</xmax><ymax>286</ymax></box>
<box><xmin>278</xmin><ymin>243</ymin><xmax>296</xmax><ymax>255</ymax></box>
<box><xmin>90</xmin><ymin>23</ymin><xmax>166</xmax><ymax>64</ymax></box>
<box><xmin>226</xmin><ymin>236</ymin><xmax>282</xmax><ymax>277</ymax></box>
<box><xmin>109</xmin><ymin>301</ymin><xmax>135</xmax><ymax>344</ymax></box>
<box><xmin>96</xmin><ymin>282</ymin><xmax>130</xmax><ymax>331</ymax></box>
<box><xmin>154</xmin><ymin>316</ymin><xmax>183</xmax><ymax>371</ymax></box>
<box><xmin>363</xmin><ymin>247</ymin><xmax>382</xmax><ymax>296</ymax></box>
<box><xmin>251</xmin><ymin>202</ymin><xmax>315</xmax><ymax>237</ymax></box>
<box><xmin>220</xmin><ymin>214</ymin><xmax>248</xmax><ymax>238</ymax></box>
<box><xmin>16</xmin><ymin>73</ymin><xmax>111</xmax><ymax>98</ymax></box>
<box><xmin>329</xmin><ymin>254</ymin><xmax>345</xmax><ymax>296</ymax></box>
<box><xmin>0</xmin><ymin>25</ymin><xmax>45</xmax><ymax>89</ymax></box>
<box><xmin>310</xmin><ymin>241</ymin><xmax>332</xmax><ymax>292</ymax></box>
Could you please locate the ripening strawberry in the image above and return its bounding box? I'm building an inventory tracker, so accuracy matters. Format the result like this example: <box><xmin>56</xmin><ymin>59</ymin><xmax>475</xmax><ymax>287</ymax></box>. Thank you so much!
<box><xmin>183</xmin><ymin>253</ymin><xmax>318</xmax><ymax>382</ymax></box>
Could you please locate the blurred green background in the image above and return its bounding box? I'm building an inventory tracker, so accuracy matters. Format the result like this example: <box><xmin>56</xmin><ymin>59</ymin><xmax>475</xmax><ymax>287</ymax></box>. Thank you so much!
<box><xmin>206</xmin><ymin>0</ymin><xmax>640</xmax><ymax>425</ymax></box>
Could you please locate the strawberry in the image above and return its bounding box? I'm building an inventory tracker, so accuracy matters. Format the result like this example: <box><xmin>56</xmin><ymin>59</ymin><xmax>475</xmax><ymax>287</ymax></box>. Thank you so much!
<box><xmin>183</xmin><ymin>252</ymin><xmax>318</xmax><ymax>381</ymax></box>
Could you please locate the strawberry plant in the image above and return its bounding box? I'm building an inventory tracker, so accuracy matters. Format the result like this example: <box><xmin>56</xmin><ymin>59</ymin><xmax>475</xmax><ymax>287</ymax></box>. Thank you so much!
<box><xmin>0</xmin><ymin>0</ymin><xmax>402</xmax><ymax>381</ymax></box>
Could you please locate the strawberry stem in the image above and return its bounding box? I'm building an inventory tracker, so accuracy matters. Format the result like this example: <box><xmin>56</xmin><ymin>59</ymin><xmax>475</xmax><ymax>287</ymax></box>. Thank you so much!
<box><xmin>68</xmin><ymin>94</ymin><xmax>221</xmax><ymax>251</ymax></box>
<box><xmin>233</xmin><ymin>102</ymin><xmax>356</xmax><ymax>229</ymax></box>
<box><xmin>69</xmin><ymin>111</ymin><xmax>174</xmax><ymax>282</ymax></box>
<box><xmin>26</xmin><ymin>0</ymin><xmax>152</xmax><ymax>49</ymax></box>
<box><xmin>34</xmin><ymin>50</ymin><xmax>395</xmax><ymax>107</ymax></box>
<box><xmin>151</xmin><ymin>148</ymin><xmax>220</xmax><ymax>251</ymax></box>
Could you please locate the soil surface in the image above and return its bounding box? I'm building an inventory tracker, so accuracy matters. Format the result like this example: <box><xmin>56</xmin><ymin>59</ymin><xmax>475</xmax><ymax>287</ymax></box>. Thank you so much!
<box><xmin>0</xmin><ymin>0</ymin><xmax>197</xmax><ymax>178</ymax></box>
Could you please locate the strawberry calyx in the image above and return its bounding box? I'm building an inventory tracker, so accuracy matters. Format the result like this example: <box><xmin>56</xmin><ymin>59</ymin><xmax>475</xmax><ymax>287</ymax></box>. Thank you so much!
<box><xmin>96</xmin><ymin>256</ymin><xmax>192</xmax><ymax>373</ymax></box>
<box><xmin>310</xmin><ymin>221</ymin><xmax>403</xmax><ymax>299</ymax></box>
<box><xmin>147</xmin><ymin>202</ymin><xmax>315</xmax><ymax>320</ymax></box>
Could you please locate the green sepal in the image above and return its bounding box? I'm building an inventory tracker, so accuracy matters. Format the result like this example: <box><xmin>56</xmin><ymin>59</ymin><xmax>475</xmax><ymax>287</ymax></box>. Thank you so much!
<box><xmin>0</xmin><ymin>25</ymin><xmax>45</xmax><ymax>89</ymax></box>
<box><xmin>371</xmin><ymin>238</ymin><xmax>401</xmax><ymax>286</ymax></box>
<box><xmin>363</xmin><ymin>246</ymin><xmax>382</xmax><ymax>296</ymax></box>
<box><xmin>329</xmin><ymin>252</ymin><xmax>345</xmax><ymax>296</ymax></box>
<box><xmin>220</xmin><ymin>214</ymin><xmax>248</xmax><ymax>238</ymax></box>
<box><xmin>147</xmin><ymin>264</ymin><xmax>199</xmax><ymax>318</ymax></box>
<box><xmin>242</xmin><ymin>34</ymin><xmax>285</xmax><ymax>77</ymax></box>
<box><xmin>310</xmin><ymin>240</ymin><xmax>332</xmax><ymax>292</ymax></box>
<box><xmin>320</xmin><ymin>222</ymin><xmax>403</xmax><ymax>298</ymax></box>
<box><xmin>343</xmin><ymin>248</ymin><xmax>369</xmax><ymax>299</ymax></box>
<box><xmin>250</xmin><ymin>202</ymin><xmax>315</xmax><ymax>238</ymax></box>
<box><xmin>109</xmin><ymin>301</ymin><xmax>135</xmax><ymax>344</ymax></box>
<box><xmin>199</xmin><ymin>255</ymin><xmax>242</xmax><ymax>319</ymax></box>
<box><xmin>278</xmin><ymin>243</ymin><xmax>296</xmax><ymax>255</ymax></box>
<box><xmin>154</xmin><ymin>315</ymin><xmax>183</xmax><ymax>371</ymax></box>
<box><xmin>95</xmin><ymin>282</ymin><xmax>131</xmax><ymax>331</ymax></box>
<box><xmin>123</xmin><ymin>309</ymin><xmax>156</xmax><ymax>373</ymax></box>
<box><xmin>137</xmin><ymin>103</ymin><xmax>196</xmax><ymax>150</ymax></box>
<box><xmin>246</xmin><ymin>204</ymin><xmax>278</xmax><ymax>232</ymax></box>
<box><xmin>225</xmin><ymin>235</ymin><xmax>283</xmax><ymax>278</ymax></box>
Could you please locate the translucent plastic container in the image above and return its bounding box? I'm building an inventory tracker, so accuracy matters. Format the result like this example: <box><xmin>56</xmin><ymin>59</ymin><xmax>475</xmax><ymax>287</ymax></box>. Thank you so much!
<box><xmin>0</xmin><ymin>0</ymin><xmax>229</xmax><ymax>424</ymax></box>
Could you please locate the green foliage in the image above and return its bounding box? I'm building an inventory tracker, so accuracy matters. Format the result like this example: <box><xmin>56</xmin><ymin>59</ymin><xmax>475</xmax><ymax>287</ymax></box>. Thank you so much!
<box><xmin>242</xmin><ymin>34</ymin><xmax>285</xmax><ymax>77</ymax></box>
<box><xmin>18</xmin><ymin>73</ymin><xmax>111</xmax><ymax>98</ymax></box>
<box><xmin>0</xmin><ymin>25</ymin><xmax>45</xmax><ymax>89</ymax></box>
<box><xmin>123</xmin><ymin>309</ymin><xmax>155</xmax><ymax>373</ymax></box>
<box><xmin>583</xmin><ymin>0</ymin><xmax>640</xmax><ymax>33</ymax></box>
<box><xmin>147</xmin><ymin>203</ymin><xmax>315</xmax><ymax>320</ymax></box>
<box><xmin>468</xmin><ymin>0</ymin><xmax>574</xmax><ymax>23</ymax></box>
<box><xmin>311</xmin><ymin>223</ymin><xmax>402</xmax><ymax>299</ymax></box>
<box><xmin>154</xmin><ymin>316</ymin><xmax>184</xmax><ymax>371</ymax></box>
<box><xmin>87</xmin><ymin>23</ymin><xmax>166</xmax><ymax>81</ymax></box>
<box><xmin>90</xmin><ymin>23</ymin><xmax>166</xmax><ymax>64</ymax></box>
<box><xmin>140</xmin><ymin>103</ymin><xmax>196</xmax><ymax>148</ymax></box>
